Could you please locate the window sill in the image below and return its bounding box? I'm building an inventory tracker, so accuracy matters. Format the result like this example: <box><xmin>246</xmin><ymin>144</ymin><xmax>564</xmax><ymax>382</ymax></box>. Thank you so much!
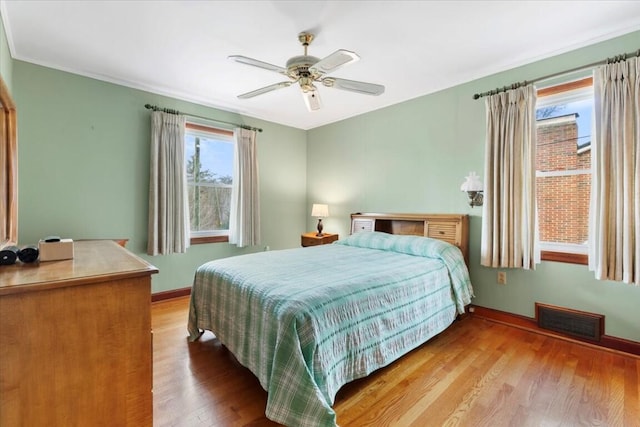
<box><xmin>190</xmin><ymin>235</ymin><xmax>229</xmax><ymax>245</ymax></box>
<box><xmin>541</xmin><ymin>251</ymin><xmax>588</xmax><ymax>265</ymax></box>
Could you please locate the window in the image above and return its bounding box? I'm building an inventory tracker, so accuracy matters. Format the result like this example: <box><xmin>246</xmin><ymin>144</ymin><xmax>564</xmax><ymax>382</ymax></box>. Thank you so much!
<box><xmin>535</xmin><ymin>77</ymin><xmax>593</xmax><ymax>264</ymax></box>
<box><xmin>185</xmin><ymin>122</ymin><xmax>234</xmax><ymax>244</ymax></box>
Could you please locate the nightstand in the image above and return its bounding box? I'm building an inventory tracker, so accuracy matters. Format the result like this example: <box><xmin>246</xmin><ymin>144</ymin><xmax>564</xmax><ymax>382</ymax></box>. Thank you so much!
<box><xmin>301</xmin><ymin>232</ymin><xmax>339</xmax><ymax>247</ymax></box>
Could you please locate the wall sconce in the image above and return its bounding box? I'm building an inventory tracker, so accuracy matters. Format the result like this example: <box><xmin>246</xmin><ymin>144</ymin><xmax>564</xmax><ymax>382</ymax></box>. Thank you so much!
<box><xmin>311</xmin><ymin>203</ymin><xmax>329</xmax><ymax>236</ymax></box>
<box><xmin>460</xmin><ymin>172</ymin><xmax>484</xmax><ymax>207</ymax></box>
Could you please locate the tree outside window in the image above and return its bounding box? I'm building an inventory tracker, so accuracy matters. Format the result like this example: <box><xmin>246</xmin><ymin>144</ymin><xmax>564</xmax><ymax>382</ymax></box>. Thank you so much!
<box><xmin>185</xmin><ymin>123</ymin><xmax>234</xmax><ymax>242</ymax></box>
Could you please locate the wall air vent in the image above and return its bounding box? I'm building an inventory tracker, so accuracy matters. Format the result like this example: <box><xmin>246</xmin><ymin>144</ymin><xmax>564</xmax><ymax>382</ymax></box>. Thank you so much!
<box><xmin>535</xmin><ymin>302</ymin><xmax>604</xmax><ymax>342</ymax></box>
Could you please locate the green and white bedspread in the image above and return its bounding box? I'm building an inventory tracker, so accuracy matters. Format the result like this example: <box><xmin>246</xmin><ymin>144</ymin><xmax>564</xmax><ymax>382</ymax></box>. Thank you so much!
<box><xmin>188</xmin><ymin>232</ymin><xmax>474</xmax><ymax>427</ymax></box>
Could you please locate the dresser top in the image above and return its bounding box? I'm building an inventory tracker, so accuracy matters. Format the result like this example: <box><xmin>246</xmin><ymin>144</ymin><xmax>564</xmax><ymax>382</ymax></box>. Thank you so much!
<box><xmin>0</xmin><ymin>240</ymin><xmax>158</xmax><ymax>296</ymax></box>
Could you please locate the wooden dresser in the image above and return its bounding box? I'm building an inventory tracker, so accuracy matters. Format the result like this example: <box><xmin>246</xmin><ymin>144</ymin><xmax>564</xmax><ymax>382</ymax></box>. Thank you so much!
<box><xmin>0</xmin><ymin>240</ymin><xmax>158</xmax><ymax>426</ymax></box>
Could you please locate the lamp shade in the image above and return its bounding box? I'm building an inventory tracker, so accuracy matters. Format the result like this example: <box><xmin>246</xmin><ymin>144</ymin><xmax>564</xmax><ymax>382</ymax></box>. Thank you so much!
<box><xmin>311</xmin><ymin>204</ymin><xmax>329</xmax><ymax>218</ymax></box>
<box><xmin>460</xmin><ymin>172</ymin><xmax>483</xmax><ymax>192</ymax></box>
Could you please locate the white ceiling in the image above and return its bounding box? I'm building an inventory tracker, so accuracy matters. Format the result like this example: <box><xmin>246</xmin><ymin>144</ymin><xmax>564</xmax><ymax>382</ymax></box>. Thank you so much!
<box><xmin>2</xmin><ymin>1</ymin><xmax>640</xmax><ymax>130</ymax></box>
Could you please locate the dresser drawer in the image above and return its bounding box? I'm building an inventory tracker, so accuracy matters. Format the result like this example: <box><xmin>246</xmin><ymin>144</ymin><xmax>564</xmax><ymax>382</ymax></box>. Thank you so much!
<box><xmin>351</xmin><ymin>219</ymin><xmax>374</xmax><ymax>233</ymax></box>
<box><xmin>426</xmin><ymin>222</ymin><xmax>459</xmax><ymax>246</ymax></box>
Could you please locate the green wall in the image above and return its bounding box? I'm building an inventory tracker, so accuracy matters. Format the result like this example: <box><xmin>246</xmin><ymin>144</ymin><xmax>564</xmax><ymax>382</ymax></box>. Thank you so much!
<box><xmin>307</xmin><ymin>31</ymin><xmax>640</xmax><ymax>342</ymax></box>
<box><xmin>13</xmin><ymin>61</ymin><xmax>307</xmax><ymax>293</ymax></box>
<box><xmin>0</xmin><ymin>11</ymin><xmax>12</xmax><ymax>89</ymax></box>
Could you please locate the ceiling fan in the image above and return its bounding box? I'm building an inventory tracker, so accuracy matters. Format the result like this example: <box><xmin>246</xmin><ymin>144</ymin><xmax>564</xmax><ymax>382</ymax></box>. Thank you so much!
<box><xmin>229</xmin><ymin>32</ymin><xmax>385</xmax><ymax>111</ymax></box>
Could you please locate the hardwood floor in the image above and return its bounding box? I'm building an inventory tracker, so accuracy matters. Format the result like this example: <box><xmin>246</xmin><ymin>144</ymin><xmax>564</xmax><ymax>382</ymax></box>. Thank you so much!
<box><xmin>152</xmin><ymin>296</ymin><xmax>640</xmax><ymax>427</ymax></box>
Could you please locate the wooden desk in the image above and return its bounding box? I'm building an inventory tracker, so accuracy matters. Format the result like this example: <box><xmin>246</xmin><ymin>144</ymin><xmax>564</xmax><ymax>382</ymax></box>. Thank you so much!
<box><xmin>0</xmin><ymin>240</ymin><xmax>158</xmax><ymax>426</ymax></box>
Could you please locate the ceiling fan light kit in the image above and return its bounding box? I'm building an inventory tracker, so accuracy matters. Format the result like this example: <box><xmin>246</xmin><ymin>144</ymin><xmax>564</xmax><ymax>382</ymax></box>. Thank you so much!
<box><xmin>229</xmin><ymin>32</ymin><xmax>385</xmax><ymax>111</ymax></box>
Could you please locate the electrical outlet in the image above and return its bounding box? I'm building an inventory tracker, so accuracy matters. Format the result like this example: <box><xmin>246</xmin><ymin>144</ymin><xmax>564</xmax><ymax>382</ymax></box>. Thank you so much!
<box><xmin>497</xmin><ymin>271</ymin><xmax>507</xmax><ymax>285</ymax></box>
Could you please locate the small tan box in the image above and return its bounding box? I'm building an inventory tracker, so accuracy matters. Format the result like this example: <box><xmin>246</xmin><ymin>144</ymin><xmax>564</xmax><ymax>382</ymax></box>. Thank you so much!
<box><xmin>39</xmin><ymin>239</ymin><xmax>74</xmax><ymax>261</ymax></box>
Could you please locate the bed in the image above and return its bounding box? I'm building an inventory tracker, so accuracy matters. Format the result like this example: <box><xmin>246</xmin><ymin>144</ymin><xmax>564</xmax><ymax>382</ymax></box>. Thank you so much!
<box><xmin>188</xmin><ymin>213</ymin><xmax>474</xmax><ymax>427</ymax></box>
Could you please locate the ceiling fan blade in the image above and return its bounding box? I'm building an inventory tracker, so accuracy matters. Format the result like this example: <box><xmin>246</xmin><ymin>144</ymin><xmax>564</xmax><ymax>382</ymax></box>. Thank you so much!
<box><xmin>322</xmin><ymin>77</ymin><xmax>385</xmax><ymax>96</ymax></box>
<box><xmin>309</xmin><ymin>50</ymin><xmax>359</xmax><ymax>75</ymax></box>
<box><xmin>302</xmin><ymin>89</ymin><xmax>322</xmax><ymax>111</ymax></box>
<box><xmin>238</xmin><ymin>81</ymin><xmax>292</xmax><ymax>99</ymax></box>
<box><xmin>228</xmin><ymin>55</ymin><xmax>287</xmax><ymax>75</ymax></box>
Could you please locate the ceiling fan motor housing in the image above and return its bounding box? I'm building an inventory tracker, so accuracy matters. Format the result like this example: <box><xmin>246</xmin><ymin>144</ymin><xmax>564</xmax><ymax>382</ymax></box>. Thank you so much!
<box><xmin>286</xmin><ymin>55</ymin><xmax>320</xmax><ymax>77</ymax></box>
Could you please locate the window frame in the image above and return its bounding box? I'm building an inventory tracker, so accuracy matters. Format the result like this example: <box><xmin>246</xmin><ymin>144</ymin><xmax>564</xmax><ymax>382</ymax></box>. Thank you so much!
<box><xmin>185</xmin><ymin>122</ymin><xmax>234</xmax><ymax>245</ymax></box>
<box><xmin>0</xmin><ymin>76</ymin><xmax>17</xmax><ymax>248</ymax></box>
<box><xmin>536</xmin><ymin>77</ymin><xmax>593</xmax><ymax>265</ymax></box>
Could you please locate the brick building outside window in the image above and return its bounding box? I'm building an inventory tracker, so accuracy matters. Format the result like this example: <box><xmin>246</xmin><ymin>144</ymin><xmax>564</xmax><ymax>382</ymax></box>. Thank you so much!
<box><xmin>535</xmin><ymin>77</ymin><xmax>593</xmax><ymax>262</ymax></box>
<box><xmin>536</xmin><ymin>114</ymin><xmax>591</xmax><ymax>246</ymax></box>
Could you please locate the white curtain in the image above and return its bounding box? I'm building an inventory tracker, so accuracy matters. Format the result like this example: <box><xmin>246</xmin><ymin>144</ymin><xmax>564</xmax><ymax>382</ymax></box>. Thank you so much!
<box><xmin>147</xmin><ymin>111</ymin><xmax>190</xmax><ymax>255</ymax></box>
<box><xmin>589</xmin><ymin>56</ymin><xmax>639</xmax><ymax>285</ymax></box>
<box><xmin>481</xmin><ymin>85</ymin><xmax>540</xmax><ymax>269</ymax></box>
<box><xmin>228</xmin><ymin>128</ymin><xmax>261</xmax><ymax>247</ymax></box>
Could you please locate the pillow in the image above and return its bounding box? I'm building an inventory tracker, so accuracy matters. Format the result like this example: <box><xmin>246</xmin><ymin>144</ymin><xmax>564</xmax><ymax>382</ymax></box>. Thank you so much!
<box><xmin>334</xmin><ymin>231</ymin><xmax>394</xmax><ymax>251</ymax></box>
<box><xmin>388</xmin><ymin>233</ymin><xmax>454</xmax><ymax>258</ymax></box>
<box><xmin>336</xmin><ymin>231</ymin><xmax>454</xmax><ymax>259</ymax></box>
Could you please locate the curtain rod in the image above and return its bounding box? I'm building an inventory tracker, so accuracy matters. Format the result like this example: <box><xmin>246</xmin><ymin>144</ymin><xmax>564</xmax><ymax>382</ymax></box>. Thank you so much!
<box><xmin>472</xmin><ymin>48</ymin><xmax>640</xmax><ymax>100</ymax></box>
<box><xmin>144</xmin><ymin>104</ymin><xmax>263</xmax><ymax>133</ymax></box>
